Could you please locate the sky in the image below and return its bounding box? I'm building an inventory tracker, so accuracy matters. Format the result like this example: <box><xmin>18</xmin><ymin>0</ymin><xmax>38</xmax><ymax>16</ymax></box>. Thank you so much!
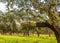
<box><xmin>0</xmin><ymin>2</ymin><xmax>7</xmax><ymax>12</ymax></box>
<box><xmin>56</xmin><ymin>5</ymin><xmax>60</xmax><ymax>12</ymax></box>
<box><xmin>0</xmin><ymin>2</ymin><xmax>18</xmax><ymax>12</ymax></box>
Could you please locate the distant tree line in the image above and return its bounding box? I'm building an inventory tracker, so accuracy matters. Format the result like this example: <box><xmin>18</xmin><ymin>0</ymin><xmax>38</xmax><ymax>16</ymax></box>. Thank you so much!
<box><xmin>0</xmin><ymin>13</ymin><xmax>53</xmax><ymax>37</ymax></box>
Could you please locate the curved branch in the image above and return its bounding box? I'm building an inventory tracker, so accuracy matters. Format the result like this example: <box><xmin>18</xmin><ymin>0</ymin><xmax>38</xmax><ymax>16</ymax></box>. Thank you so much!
<box><xmin>36</xmin><ymin>21</ymin><xmax>60</xmax><ymax>34</ymax></box>
<box><xmin>30</xmin><ymin>0</ymin><xmax>47</xmax><ymax>11</ymax></box>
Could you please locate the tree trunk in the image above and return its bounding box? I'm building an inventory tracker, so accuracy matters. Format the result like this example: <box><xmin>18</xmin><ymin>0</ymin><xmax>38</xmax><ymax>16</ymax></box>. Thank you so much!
<box><xmin>49</xmin><ymin>33</ymin><xmax>51</xmax><ymax>37</ymax></box>
<box><xmin>55</xmin><ymin>32</ymin><xmax>60</xmax><ymax>43</ymax></box>
<box><xmin>37</xmin><ymin>33</ymin><xmax>40</xmax><ymax>37</ymax></box>
<box><xmin>26</xmin><ymin>31</ymin><xmax>29</xmax><ymax>36</ymax></box>
<box><xmin>49</xmin><ymin>25</ymin><xmax>60</xmax><ymax>43</ymax></box>
<box><xmin>37</xmin><ymin>31</ymin><xmax>40</xmax><ymax>37</ymax></box>
<box><xmin>36</xmin><ymin>21</ymin><xmax>60</xmax><ymax>43</ymax></box>
<box><xmin>27</xmin><ymin>32</ymin><xmax>29</xmax><ymax>36</ymax></box>
<box><xmin>23</xmin><ymin>32</ymin><xmax>26</xmax><ymax>36</ymax></box>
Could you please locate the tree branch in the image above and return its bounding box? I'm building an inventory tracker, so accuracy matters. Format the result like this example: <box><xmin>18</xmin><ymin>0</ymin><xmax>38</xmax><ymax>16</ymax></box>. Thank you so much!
<box><xmin>36</xmin><ymin>21</ymin><xmax>60</xmax><ymax>34</ymax></box>
<box><xmin>26</xmin><ymin>5</ymin><xmax>45</xmax><ymax>21</ymax></box>
<box><xmin>28</xmin><ymin>0</ymin><xmax>60</xmax><ymax>34</ymax></box>
<box><xmin>30</xmin><ymin>0</ymin><xmax>47</xmax><ymax>11</ymax></box>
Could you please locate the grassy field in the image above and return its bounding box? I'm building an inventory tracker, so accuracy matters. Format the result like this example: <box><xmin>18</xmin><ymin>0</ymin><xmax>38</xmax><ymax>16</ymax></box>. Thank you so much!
<box><xmin>0</xmin><ymin>34</ymin><xmax>57</xmax><ymax>43</ymax></box>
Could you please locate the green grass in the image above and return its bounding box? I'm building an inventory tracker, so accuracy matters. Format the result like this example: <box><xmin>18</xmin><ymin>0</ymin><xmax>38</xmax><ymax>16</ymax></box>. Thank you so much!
<box><xmin>0</xmin><ymin>34</ymin><xmax>57</xmax><ymax>43</ymax></box>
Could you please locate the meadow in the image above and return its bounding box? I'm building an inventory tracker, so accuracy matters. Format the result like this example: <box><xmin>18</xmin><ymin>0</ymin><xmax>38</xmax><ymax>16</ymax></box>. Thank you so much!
<box><xmin>0</xmin><ymin>34</ymin><xmax>57</xmax><ymax>43</ymax></box>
